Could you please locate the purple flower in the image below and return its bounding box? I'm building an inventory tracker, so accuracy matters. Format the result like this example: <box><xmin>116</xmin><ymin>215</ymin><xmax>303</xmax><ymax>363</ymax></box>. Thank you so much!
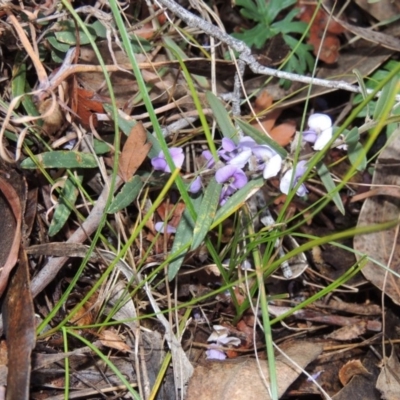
<box><xmin>215</xmin><ymin>165</ymin><xmax>248</xmax><ymax>189</ymax></box>
<box><xmin>154</xmin><ymin>222</ymin><xmax>176</xmax><ymax>234</ymax></box>
<box><xmin>189</xmin><ymin>176</ymin><xmax>202</xmax><ymax>193</ymax></box>
<box><xmin>206</xmin><ymin>345</ymin><xmax>227</xmax><ymax>360</ymax></box>
<box><xmin>216</xmin><ymin>165</ymin><xmax>248</xmax><ymax>205</ymax></box>
<box><xmin>280</xmin><ymin>160</ymin><xmax>308</xmax><ymax>196</ymax></box>
<box><xmin>218</xmin><ymin>137</ymin><xmax>254</xmax><ymax>168</ymax></box>
<box><xmin>151</xmin><ymin>147</ymin><xmax>184</xmax><ymax>173</ymax></box>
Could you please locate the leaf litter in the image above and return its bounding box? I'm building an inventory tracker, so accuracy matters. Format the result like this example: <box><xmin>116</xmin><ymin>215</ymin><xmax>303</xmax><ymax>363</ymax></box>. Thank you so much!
<box><xmin>1</xmin><ymin>0</ymin><xmax>400</xmax><ymax>399</ymax></box>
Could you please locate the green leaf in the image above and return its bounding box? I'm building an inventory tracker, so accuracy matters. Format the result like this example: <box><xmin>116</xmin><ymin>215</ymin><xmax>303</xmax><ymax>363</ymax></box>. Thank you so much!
<box><xmin>21</xmin><ymin>151</ymin><xmax>98</xmax><ymax>169</ymax></box>
<box><xmin>49</xmin><ymin>175</ymin><xmax>82</xmax><ymax>237</ymax></box>
<box><xmin>316</xmin><ymin>162</ymin><xmax>345</xmax><ymax>215</ymax></box>
<box><xmin>107</xmin><ymin>176</ymin><xmax>143</xmax><ymax>214</ymax></box>
<box><xmin>236</xmin><ymin>119</ymin><xmax>287</xmax><ymax>158</ymax></box>
<box><xmin>51</xmin><ymin>49</ymin><xmax>65</xmax><ymax>63</ymax></box>
<box><xmin>46</xmin><ymin>35</ymin><xmax>71</xmax><ymax>52</ymax></box>
<box><xmin>91</xmin><ymin>20</ymin><xmax>108</xmax><ymax>38</ymax></box>
<box><xmin>11</xmin><ymin>60</ymin><xmax>26</xmax><ymax>109</ymax></box>
<box><xmin>168</xmin><ymin>208</ymin><xmax>195</xmax><ymax>281</ymax></box>
<box><xmin>206</xmin><ymin>91</ymin><xmax>238</xmax><ymax>142</ymax></box>
<box><xmin>344</xmin><ymin>127</ymin><xmax>359</xmax><ymax>147</ymax></box>
<box><xmin>373</xmin><ymin>76</ymin><xmax>400</xmax><ymax>121</ymax></box>
<box><xmin>55</xmin><ymin>21</ymin><xmax>96</xmax><ymax>45</ymax></box>
<box><xmin>191</xmin><ymin>178</ymin><xmax>222</xmax><ymax>250</ymax></box>
<box><xmin>93</xmin><ymin>138</ymin><xmax>112</xmax><ymax>155</ymax></box>
<box><xmin>348</xmin><ymin>142</ymin><xmax>367</xmax><ymax>171</ymax></box>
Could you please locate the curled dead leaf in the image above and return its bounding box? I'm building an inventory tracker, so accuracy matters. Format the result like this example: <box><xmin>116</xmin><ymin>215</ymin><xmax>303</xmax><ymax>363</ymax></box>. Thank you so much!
<box><xmin>338</xmin><ymin>359</ymin><xmax>371</xmax><ymax>386</ymax></box>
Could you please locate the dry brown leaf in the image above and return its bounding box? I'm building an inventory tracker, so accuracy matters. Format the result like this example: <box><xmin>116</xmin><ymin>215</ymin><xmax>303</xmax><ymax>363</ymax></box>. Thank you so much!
<box><xmin>332</xmin><ymin>350</ymin><xmax>381</xmax><ymax>400</ymax></box>
<box><xmin>118</xmin><ymin>122</ymin><xmax>152</xmax><ymax>182</ymax></box>
<box><xmin>326</xmin><ymin>322</ymin><xmax>367</xmax><ymax>341</ymax></box>
<box><xmin>99</xmin><ymin>330</ymin><xmax>131</xmax><ymax>353</ymax></box>
<box><xmin>336</xmin><ymin>20</ymin><xmax>400</xmax><ymax>52</ymax></box>
<box><xmin>354</xmin><ymin>128</ymin><xmax>400</xmax><ymax>305</ymax></box>
<box><xmin>338</xmin><ymin>359</ymin><xmax>371</xmax><ymax>386</ymax></box>
<box><xmin>376</xmin><ymin>349</ymin><xmax>400</xmax><ymax>400</ymax></box>
<box><xmin>3</xmin><ymin>248</ymin><xmax>35</xmax><ymax>400</ymax></box>
<box><xmin>355</xmin><ymin>0</ymin><xmax>400</xmax><ymax>22</ymax></box>
<box><xmin>251</xmin><ymin>91</ymin><xmax>295</xmax><ymax>146</ymax></box>
<box><xmin>187</xmin><ymin>341</ymin><xmax>322</xmax><ymax>400</ymax></box>
<box><xmin>0</xmin><ymin>174</ymin><xmax>23</xmax><ymax>298</ymax></box>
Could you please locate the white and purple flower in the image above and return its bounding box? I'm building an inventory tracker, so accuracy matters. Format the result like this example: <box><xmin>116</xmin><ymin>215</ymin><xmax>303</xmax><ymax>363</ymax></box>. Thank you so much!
<box><xmin>280</xmin><ymin>160</ymin><xmax>308</xmax><ymax>196</ymax></box>
<box><xmin>154</xmin><ymin>222</ymin><xmax>176</xmax><ymax>234</ymax></box>
<box><xmin>206</xmin><ymin>325</ymin><xmax>241</xmax><ymax>360</ymax></box>
<box><xmin>251</xmin><ymin>145</ymin><xmax>283</xmax><ymax>179</ymax></box>
<box><xmin>303</xmin><ymin>113</ymin><xmax>333</xmax><ymax>151</ymax></box>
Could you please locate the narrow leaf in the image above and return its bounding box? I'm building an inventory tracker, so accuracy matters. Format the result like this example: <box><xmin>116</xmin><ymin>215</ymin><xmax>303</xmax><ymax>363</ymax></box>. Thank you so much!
<box><xmin>206</xmin><ymin>91</ymin><xmax>238</xmax><ymax>142</ymax></box>
<box><xmin>316</xmin><ymin>162</ymin><xmax>345</xmax><ymax>215</ymax></box>
<box><xmin>107</xmin><ymin>176</ymin><xmax>143</xmax><ymax>214</ymax></box>
<box><xmin>21</xmin><ymin>151</ymin><xmax>98</xmax><ymax>169</ymax></box>
<box><xmin>168</xmin><ymin>209</ymin><xmax>195</xmax><ymax>281</ymax></box>
<box><xmin>191</xmin><ymin>178</ymin><xmax>222</xmax><ymax>250</ymax></box>
<box><xmin>348</xmin><ymin>142</ymin><xmax>367</xmax><ymax>171</ymax></box>
<box><xmin>118</xmin><ymin>122</ymin><xmax>151</xmax><ymax>182</ymax></box>
<box><xmin>49</xmin><ymin>175</ymin><xmax>82</xmax><ymax>237</ymax></box>
<box><xmin>373</xmin><ymin>76</ymin><xmax>400</xmax><ymax>121</ymax></box>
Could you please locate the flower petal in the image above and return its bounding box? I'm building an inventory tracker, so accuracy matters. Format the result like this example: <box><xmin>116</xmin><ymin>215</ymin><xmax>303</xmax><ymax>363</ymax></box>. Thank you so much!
<box><xmin>221</xmin><ymin>137</ymin><xmax>237</xmax><ymax>152</ymax></box>
<box><xmin>251</xmin><ymin>145</ymin><xmax>276</xmax><ymax>161</ymax></box>
<box><xmin>151</xmin><ymin>157</ymin><xmax>168</xmax><ymax>172</ymax></box>
<box><xmin>189</xmin><ymin>176</ymin><xmax>202</xmax><ymax>193</ymax></box>
<box><xmin>169</xmin><ymin>147</ymin><xmax>184</xmax><ymax>170</ymax></box>
<box><xmin>206</xmin><ymin>347</ymin><xmax>226</xmax><ymax>360</ymax></box>
<box><xmin>201</xmin><ymin>150</ymin><xmax>215</xmax><ymax>168</ymax></box>
<box><xmin>227</xmin><ymin>148</ymin><xmax>252</xmax><ymax>168</ymax></box>
<box><xmin>155</xmin><ymin>222</ymin><xmax>176</xmax><ymax>234</ymax></box>
<box><xmin>313</xmin><ymin>127</ymin><xmax>333</xmax><ymax>150</ymax></box>
<box><xmin>296</xmin><ymin>184</ymin><xmax>308</xmax><ymax>197</ymax></box>
<box><xmin>215</xmin><ymin>165</ymin><xmax>237</xmax><ymax>184</ymax></box>
<box><xmin>279</xmin><ymin>168</ymin><xmax>294</xmax><ymax>195</ymax></box>
<box><xmin>231</xmin><ymin>169</ymin><xmax>248</xmax><ymax>189</ymax></box>
<box><xmin>302</xmin><ymin>130</ymin><xmax>318</xmax><ymax>143</ymax></box>
<box><xmin>238</xmin><ymin>136</ymin><xmax>256</xmax><ymax>149</ymax></box>
<box><xmin>308</xmin><ymin>113</ymin><xmax>332</xmax><ymax>133</ymax></box>
<box><xmin>263</xmin><ymin>153</ymin><xmax>282</xmax><ymax>179</ymax></box>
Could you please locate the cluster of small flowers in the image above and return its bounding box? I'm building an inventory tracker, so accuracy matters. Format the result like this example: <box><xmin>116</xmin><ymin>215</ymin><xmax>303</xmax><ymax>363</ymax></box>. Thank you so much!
<box><xmin>205</xmin><ymin>325</ymin><xmax>241</xmax><ymax>360</ymax></box>
<box><xmin>151</xmin><ymin>113</ymin><xmax>335</xmax><ymax>207</ymax></box>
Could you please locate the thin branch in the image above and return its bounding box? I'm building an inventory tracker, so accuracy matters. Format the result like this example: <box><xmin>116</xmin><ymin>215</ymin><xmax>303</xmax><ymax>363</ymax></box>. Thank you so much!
<box><xmin>155</xmin><ymin>0</ymin><xmax>398</xmax><ymax>99</ymax></box>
